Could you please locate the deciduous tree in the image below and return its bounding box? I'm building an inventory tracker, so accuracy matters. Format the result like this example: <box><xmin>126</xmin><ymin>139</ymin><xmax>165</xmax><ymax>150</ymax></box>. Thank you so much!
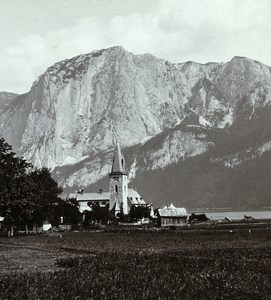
<box><xmin>0</xmin><ymin>138</ymin><xmax>30</xmax><ymax>236</ymax></box>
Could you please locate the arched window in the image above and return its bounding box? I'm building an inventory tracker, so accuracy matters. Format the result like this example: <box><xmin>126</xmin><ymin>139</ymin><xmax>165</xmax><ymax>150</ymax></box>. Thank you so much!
<box><xmin>115</xmin><ymin>185</ymin><xmax>118</xmax><ymax>193</ymax></box>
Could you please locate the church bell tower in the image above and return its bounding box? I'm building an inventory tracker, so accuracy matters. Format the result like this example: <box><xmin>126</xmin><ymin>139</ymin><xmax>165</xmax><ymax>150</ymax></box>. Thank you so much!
<box><xmin>109</xmin><ymin>143</ymin><xmax>128</xmax><ymax>216</ymax></box>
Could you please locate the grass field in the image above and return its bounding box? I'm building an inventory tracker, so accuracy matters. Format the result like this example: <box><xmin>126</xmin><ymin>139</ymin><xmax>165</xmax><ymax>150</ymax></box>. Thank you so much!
<box><xmin>1</xmin><ymin>225</ymin><xmax>271</xmax><ymax>299</ymax></box>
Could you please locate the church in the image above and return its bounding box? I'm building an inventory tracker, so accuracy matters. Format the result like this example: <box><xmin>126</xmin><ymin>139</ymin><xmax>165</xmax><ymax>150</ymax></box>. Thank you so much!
<box><xmin>68</xmin><ymin>143</ymin><xmax>146</xmax><ymax>216</ymax></box>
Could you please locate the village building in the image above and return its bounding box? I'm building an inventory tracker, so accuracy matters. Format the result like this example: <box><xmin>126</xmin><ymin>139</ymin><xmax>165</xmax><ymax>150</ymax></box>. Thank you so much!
<box><xmin>68</xmin><ymin>143</ymin><xmax>146</xmax><ymax>216</ymax></box>
<box><xmin>68</xmin><ymin>190</ymin><xmax>110</xmax><ymax>213</ymax></box>
<box><xmin>158</xmin><ymin>204</ymin><xmax>188</xmax><ymax>227</ymax></box>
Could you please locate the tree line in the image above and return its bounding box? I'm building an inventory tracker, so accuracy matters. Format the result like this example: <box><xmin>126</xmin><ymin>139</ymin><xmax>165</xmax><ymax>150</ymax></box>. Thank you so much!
<box><xmin>0</xmin><ymin>137</ymin><xmax>80</xmax><ymax>236</ymax></box>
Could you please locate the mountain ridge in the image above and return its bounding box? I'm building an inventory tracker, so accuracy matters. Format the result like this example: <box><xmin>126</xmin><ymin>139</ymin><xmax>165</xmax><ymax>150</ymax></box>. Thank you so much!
<box><xmin>1</xmin><ymin>46</ymin><xmax>271</xmax><ymax>208</ymax></box>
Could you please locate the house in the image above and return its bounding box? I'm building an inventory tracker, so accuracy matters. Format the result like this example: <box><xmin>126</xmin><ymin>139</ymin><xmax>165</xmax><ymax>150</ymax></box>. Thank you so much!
<box><xmin>158</xmin><ymin>204</ymin><xmax>188</xmax><ymax>227</ymax></box>
<box><xmin>68</xmin><ymin>143</ymin><xmax>146</xmax><ymax>216</ymax></box>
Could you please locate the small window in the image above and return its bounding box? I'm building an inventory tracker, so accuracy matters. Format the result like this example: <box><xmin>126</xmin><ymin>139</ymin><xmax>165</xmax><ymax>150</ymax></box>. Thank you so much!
<box><xmin>115</xmin><ymin>185</ymin><xmax>118</xmax><ymax>193</ymax></box>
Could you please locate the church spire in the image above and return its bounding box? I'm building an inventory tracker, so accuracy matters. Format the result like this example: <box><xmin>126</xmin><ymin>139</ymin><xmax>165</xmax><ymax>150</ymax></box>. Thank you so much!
<box><xmin>109</xmin><ymin>142</ymin><xmax>129</xmax><ymax>215</ymax></box>
<box><xmin>110</xmin><ymin>142</ymin><xmax>126</xmax><ymax>174</ymax></box>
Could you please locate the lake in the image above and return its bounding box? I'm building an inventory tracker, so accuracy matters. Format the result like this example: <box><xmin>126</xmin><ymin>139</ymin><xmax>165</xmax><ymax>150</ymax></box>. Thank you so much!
<box><xmin>201</xmin><ymin>210</ymin><xmax>271</xmax><ymax>221</ymax></box>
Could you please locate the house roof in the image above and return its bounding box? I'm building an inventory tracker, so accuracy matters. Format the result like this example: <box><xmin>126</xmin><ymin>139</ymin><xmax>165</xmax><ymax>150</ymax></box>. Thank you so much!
<box><xmin>69</xmin><ymin>192</ymin><xmax>110</xmax><ymax>201</ymax></box>
<box><xmin>158</xmin><ymin>204</ymin><xmax>187</xmax><ymax>217</ymax></box>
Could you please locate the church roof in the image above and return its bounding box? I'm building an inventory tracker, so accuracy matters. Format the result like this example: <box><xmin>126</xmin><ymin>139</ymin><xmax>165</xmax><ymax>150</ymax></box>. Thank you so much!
<box><xmin>110</xmin><ymin>142</ymin><xmax>126</xmax><ymax>174</ymax></box>
<box><xmin>68</xmin><ymin>192</ymin><xmax>110</xmax><ymax>201</ymax></box>
<box><xmin>128</xmin><ymin>188</ymin><xmax>145</xmax><ymax>205</ymax></box>
<box><xmin>158</xmin><ymin>204</ymin><xmax>188</xmax><ymax>217</ymax></box>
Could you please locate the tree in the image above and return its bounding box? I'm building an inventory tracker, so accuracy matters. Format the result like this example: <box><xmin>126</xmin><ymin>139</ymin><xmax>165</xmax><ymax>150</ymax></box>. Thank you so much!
<box><xmin>0</xmin><ymin>138</ymin><xmax>31</xmax><ymax>236</ymax></box>
<box><xmin>84</xmin><ymin>202</ymin><xmax>110</xmax><ymax>225</ymax></box>
<box><xmin>57</xmin><ymin>197</ymin><xmax>82</xmax><ymax>226</ymax></box>
<box><xmin>129</xmin><ymin>205</ymin><xmax>151</xmax><ymax>222</ymax></box>
<box><xmin>27</xmin><ymin>167</ymin><xmax>63</xmax><ymax>227</ymax></box>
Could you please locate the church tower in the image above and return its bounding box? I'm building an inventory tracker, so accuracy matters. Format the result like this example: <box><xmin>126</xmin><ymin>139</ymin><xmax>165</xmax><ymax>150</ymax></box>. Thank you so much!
<box><xmin>109</xmin><ymin>143</ymin><xmax>129</xmax><ymax>215</ymax></box>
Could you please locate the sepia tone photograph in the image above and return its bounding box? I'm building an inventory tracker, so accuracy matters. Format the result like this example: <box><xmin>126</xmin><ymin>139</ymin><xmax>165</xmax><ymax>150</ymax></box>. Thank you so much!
<box><xmin>0</xmin><ymin>0</ymin><xmax>271</xmax><ymax>299</ymax></box>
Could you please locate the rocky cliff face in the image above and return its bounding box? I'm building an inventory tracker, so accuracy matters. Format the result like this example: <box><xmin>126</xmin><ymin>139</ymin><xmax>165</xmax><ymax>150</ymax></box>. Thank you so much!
<box><xmin>1</xmin><ymin>47</ymin><xmax>271</xmax><ymax>208</ymax></box>
<box><xmin>0</xmin><ymin>92</ymin><xmax>18</xmax><ymax>113</ymax></box>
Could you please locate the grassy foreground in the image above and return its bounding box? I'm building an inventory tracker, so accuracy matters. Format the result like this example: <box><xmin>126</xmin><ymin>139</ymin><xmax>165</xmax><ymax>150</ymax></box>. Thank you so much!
<box><xmin>1</xmin><ymin>226</ymin><xmax>271</xmax><ymax>299</ymax></box>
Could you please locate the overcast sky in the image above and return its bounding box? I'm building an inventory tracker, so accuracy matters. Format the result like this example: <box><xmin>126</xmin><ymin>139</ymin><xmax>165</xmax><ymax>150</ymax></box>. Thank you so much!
<box><xmin>1</xmin><ymin>0</ymin><xmax>271</xmax><ymax>94</ymax></box>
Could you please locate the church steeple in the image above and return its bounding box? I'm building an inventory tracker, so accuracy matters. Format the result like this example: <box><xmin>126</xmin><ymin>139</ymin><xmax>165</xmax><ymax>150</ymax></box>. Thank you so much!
<box><xmin>109</xmin><ymin>143</ymin><xmax>129</xmax><ymax>215</ymax></box>
<box><xmin>110</xmin><ymin>142</ymin><xmax>127</xmax><ymax>175</ymax></box>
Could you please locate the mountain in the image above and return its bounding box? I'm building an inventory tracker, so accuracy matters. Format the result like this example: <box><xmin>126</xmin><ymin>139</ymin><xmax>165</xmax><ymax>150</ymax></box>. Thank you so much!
<box><xmin>0</xmin><ymin>92</ymin><xmax>18</xmax><ymax>113</ymax></box>
<box><xmin>1</xmin><ymin>47</ymin><xmax>271</xmax><ymax>209</ymax></box>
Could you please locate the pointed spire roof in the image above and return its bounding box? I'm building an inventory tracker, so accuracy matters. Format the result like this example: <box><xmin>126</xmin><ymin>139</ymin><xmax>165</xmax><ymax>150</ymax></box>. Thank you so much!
<box><xmin>110</xmin><ymin>142</ymin><xmax>127</xmax><ymax>175</ymax></box>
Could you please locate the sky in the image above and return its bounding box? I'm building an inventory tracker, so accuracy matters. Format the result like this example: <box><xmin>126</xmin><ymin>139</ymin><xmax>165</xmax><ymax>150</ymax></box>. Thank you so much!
<box><xmin>0</xmin><ymin>0</ymin><xmax>271</xmax><ymax>94</ymax></box>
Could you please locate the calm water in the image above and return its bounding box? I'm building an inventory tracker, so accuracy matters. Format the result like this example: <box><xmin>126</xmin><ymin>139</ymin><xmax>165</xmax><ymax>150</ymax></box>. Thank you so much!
<box><xmin>202</xmin><ymin>210</ymin><xmax>271</xmax><ymax>221</ymax></box>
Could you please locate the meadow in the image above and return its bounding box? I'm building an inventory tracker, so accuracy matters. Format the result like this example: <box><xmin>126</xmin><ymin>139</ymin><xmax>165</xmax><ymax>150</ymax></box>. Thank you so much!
<box><xmin>1</xmin><ymin>225</ymin><xmax>271</xmax><ymax>299</ymax></box>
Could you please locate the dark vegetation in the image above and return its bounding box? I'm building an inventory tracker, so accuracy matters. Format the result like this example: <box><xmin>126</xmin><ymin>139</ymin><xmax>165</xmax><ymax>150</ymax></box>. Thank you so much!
<box><xmin>189</xmin><ymin>213</ymin><xmax>209</xmax><ymax>223</ymax></box>
<box><xmin>82</xmin><ymin>203</ymin><xmax>152</xmax><ymax>226</ymax></box>
<box><xmin>0</xmin><ymin>138</ymin><xmax>77</xmax><ymax>236</ymax></box>
<box><xmin>83</xmin><ymin>203</ymin><xmax>110</xmax><ymax>225</ymax></box>
<box><xmin>129</xmin><ymin>204</ymin><xmax>152</xmax><ymax>221</ymax></box>
<box><xmin>1</xmin><ymin>227</ymin><xmax>271</xmax><ymax>299</ymax></box>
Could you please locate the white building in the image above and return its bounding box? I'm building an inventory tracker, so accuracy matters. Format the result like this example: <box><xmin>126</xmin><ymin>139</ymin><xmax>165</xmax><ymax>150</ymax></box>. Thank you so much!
<box><xmin>158</xmin><ymin>204</ymin><xmax>188</xmax><ymax>227</ymax></box>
